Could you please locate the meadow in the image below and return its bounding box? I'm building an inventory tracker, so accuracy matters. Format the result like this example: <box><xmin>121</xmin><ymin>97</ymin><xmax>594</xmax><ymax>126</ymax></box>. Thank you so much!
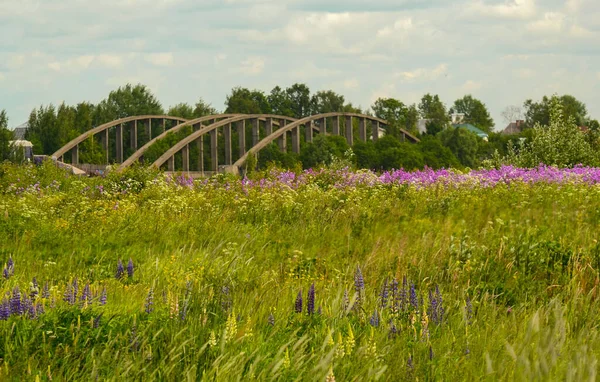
<box><xmin>1</xmin><ymin>162</ymin><xmax>600</xmax><ymax>381</ymax></box>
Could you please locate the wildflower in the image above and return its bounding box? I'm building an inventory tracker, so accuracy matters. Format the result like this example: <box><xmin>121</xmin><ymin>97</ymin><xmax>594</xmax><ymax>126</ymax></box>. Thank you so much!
<box><xmin>0</xmin><ymin>299</ymin><xmax>10</xmax><ymax>320</ymax></box>
<box><xmin>63</xmin><ymin>283</ymin><xmax>73</xmax><ymax>305</ymax></box>
<box><xmin>116</xmin><ymin>259</ymin><xmax>124</xmax><ymax>279</ymax></box>
<box><xmin>283</xmin><ymin>348</ymin><xmax>291</xmax><ymax>369</ymax></box>
<box><xmin>390</xmin><ymin>278</ymin><xmax>399</xmax><ymax>313</ymax></box>
<box><xmin>268</xmin><ymin>311</ymin><xmax>275</xmax><ymax>326</ymax></box>
<box><xmin>334</xmin><ymin>333</ymin><xmax>345</xmax><ymax>358</ymax></box>
<box><xmin>81</xmin><ymin>283</ymin><xmax>92</xmax><ymax>307</ymax></box>
<box><xmin>400</xmin><ymin>276</ymin><xmax>408</xmax><ymax>312</ymax></box>
<box><xmin>380</xmin><ymin>278</ymin><xmax>389</xmax><ymax>310</ymax></box>
<box><xmin>409</xmin><ymin>283</ymin><xmax>418</xmax><ymax>312</ymax></box>
<box><xmin>99</xmin><ymin>287</ymin><xmax>107</xmax><ymax>305</ymax></box>
<box><xmin>369</xmin><ymin>309</ymin><xmax>380</xmax><ymax>327</ymax></box>
<box><xmin>428</xmin><ymin>285</ymin><xmax>444</xmax><ymax>325</ymax></box>
<box><xmin>326</xmin><ymin>367</ymin><xmax>336</xmax><ymax>382</ymax></box>
<box><xmin>2</xmin><ymin>267</ymin><xmax>8</xmax><ymax>280</ymax></box>
<box><xmin>225</xmin><ymin>310</ymin><xmax>237</xmax><ymax>342</ymax></box>
<box><xmin>30</xmin><ymin>277</ymin><xmax>39</xmax><ymax>298</ymax></box>
<box><xmin>295</xmin><ymin>290</ymin><xmax>303</xmax><ymax>314</ymax></box>
<box><xmin>94</xmin><ymin>313</ymin><xmax>103</xmax><ymax>328</ymax></box>
<box><xmin>42</xmin><ymin>282</ymin><xmax>50</xmax><ymax>299</ymax></box>
<box><xmin>127</xmin><ymin>259</ymin><xmax>134</xmax><ymax>278</ymax></box>
<box><xmin>325</xmin><ymin>329</ymin><xmax>334</xmax><ymax>346</ymax></box>
<box><xmin>208</xmin><ymin>331</ymin><xmax>217</xmax><ymax>347</ymax></box>
<box><xmin>244</xmin><ymin>317</ymin><xmax>253</xmax><ymax>338</ymax></box>
<box><xmin>345</xmin><ymin>324</ymin><xmax>355</xmax><ymax>355</ymax></box>
<box><xmin>179</xmin><ymin>297</ymin><xmax>189</xmax><ymax>321</ymax></box>
<box><xmin>10</xmin><ymin>286</ymin><xmax>22</xmax><ymax>315</ymax></box>
<box><xmin>7</xmin><ymin>256</ymin><xmax>14</xmax><ymax>275</ymax></box>
<box><xmin>421</xmin><ymin>310</ymin><xmax>429</xmax><ymax>341</ymax></box>
<box><xmin>307</xmin><ymin>283</ymin><xmax>315</xmax><ymax>315</ymax></box>
<box><xmin>145</xmin><ymin>288</ymin><xmax>154</xmax><ymax>314</ymax></box>
<box><xmin>389</xmin><ymin>319</ymin><xmax>398</xmax><ymax>339</ymax></box>
<box><xmin>366</xmin><ymin>327</ymin><xmax>377</xmax><ymax>358</ymax></box>
<box><xmin>72</xmin><ymin>278</ymin><xmax>78</xmax><ymax>300</ymax></box>
<box><xmin>354</xmin><ymin>265</ymin><xmax>365</xmax><ymax>303</ymax></box>
<box><xmin>343</xmin><ymin>289</ymin><xmax>350</xmax><ymax>312</ymax></box>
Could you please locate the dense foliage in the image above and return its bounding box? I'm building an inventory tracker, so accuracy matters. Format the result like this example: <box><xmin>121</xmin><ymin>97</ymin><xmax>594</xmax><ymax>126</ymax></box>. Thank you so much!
<box><xmin>1</xmin><ymin>163</ymin><xmax>600</xmax><ymax>380</ymax></box>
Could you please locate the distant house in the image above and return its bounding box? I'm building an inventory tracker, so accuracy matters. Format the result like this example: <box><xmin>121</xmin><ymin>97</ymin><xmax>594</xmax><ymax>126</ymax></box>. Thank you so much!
<box><xmin>453</xmin><ymin>123</ymin><xmax>489</xmax><ymax>141</ymax></box>
<box><xmin>502</xmin><ymin>120</ymin><xmax>525</xmax><ymax>135</ymax></box>
<box><xmin>9</xmin><ymin>140</ymin><xmax>34</xmax><ymax>161</ymax></box>
<box><xmin>11</xmin><ymin>122</ymin><xmax>29</xmax><ymax>140</ymax></box>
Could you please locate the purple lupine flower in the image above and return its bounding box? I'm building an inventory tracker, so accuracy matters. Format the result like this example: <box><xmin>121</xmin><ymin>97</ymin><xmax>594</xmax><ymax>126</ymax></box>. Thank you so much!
<box><xmin>72</xmin><ymin>278</ymin><xmax>79</xmax><ymax>301</ymax></box>
<box><xmin>400</xmin><ymin>276</ymin><xmax>408</xmax><ymax>312</ymax></box>
<box><xmin>307</xmin><ymin>283</ymin><xmax>315</xmax><ymax>315</ymax></box>
<box><xmin>295</xmin><ymin>290</ymin><xmax>303</xmax><ymax>313</ymax></box>
<box><xmin>465</xmin><ymin>295</ymin><xmax>473</xmax><ymax>325</ymax></box>
<box><xmin>380</xmin><ymin>279</ymin><xmax>389</xmax><ymax>310</ymax></box>
<box><xmin>435</xmin><ymin>285</ymin><xmax>444</xmax><ymax>324</ymax></box>
<box><xmin>116</xmin><ymin>259</ymin><xmax>124</xmax><ymax>279</ymax></box>
<box><xmin>42</xmin><ymin>282</ymin><xmax>50</xmax><ymax>298</ymax></box>
<box><xmin>2</xmin><ymin>267</ymin><xmax>8</xmax><ymax>280</ymax></box>
<box><xmin>10</xmin><ymin>286</ymin><xmax>22</xmax><ymax>315</ymax></box>
<box><xmin>268</xmin><ymin>312</ymin><xmax>275</xmax><ymax>326</ymax></box>
<box><xmin>99</xmin><ymin>287</ymin><xmax>107</xmax><ymax>305</ymax></box>
<box><xmin>35</xmin><ymin>302</ymin><xmax>44</xmax><ymax>316</ymax></box>
<box><xmin>369</xmin><ymin>309</ymin><xmax>380</xmax><ymax>327</ymax></box>
<box><xmin>63</xmin><ymin>283</ymin><xmax>73</xmax><ymax>305</ymax></box>
<box><xmin>22</xmin><ymin>297</ymin><xmax>35</xmax><ymax>318</ymax></box>
<box><xmin>94</xmin><ymin>313</ymin><xmax>103</xmax><ymax>328</ymax></box>
<box><xmin>145</xmin><ymin>288</ymin><xmax>154</xmax><ymax>314</ymax></box>
<box><xmin>221</xmin><ymin>286</ymin><xmax>232</xmax><ymax>312</ymax></box>
<box><xmin>388</xmin><ymin>319</ymin><xmax>398</xmax><ymax>339</ymax></box>
<box><xmin>428</xmin><ymin>289</ymin><xmax>438</xmax><ymax>324</ymax></box>
<box><xmin>354</xmin><ymin>266</ymin><xmax>365</xmax><ymax>294</ymax></box>
<box><xmin>127</xmin><ymin>259</ymin><xmax>134</xmax><ymax>278</ymax></box>
<box><xmin>409</xmin><ymin>283</ymin><xmax>418</xmax><ymax>312</ymax></box>
<box><xmin>0</xmin><ymin>299</ymin><xmax>10</xmax><ymax>320</ymax></box>
<box><xmin>390</xmin><ymin>278</ymin><xmax>399</xmax><ymax>313</ymax></box>
<box><xmin>7</xmin><ymin>256</ymin><xmax>14</xmax><ymax>275</ymax></box>
<box><xmin>81</xmin><ymin>283</ymin><xmax>92</xmax><ymax>305</ymax></box>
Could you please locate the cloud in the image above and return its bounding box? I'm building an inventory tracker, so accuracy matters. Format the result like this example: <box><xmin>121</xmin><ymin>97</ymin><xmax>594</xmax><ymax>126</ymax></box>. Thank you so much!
<box><xmin>461</xmin><ymin>80</ymin><xmax>482</xmax><ymax>92</ymax></box>
<box><xmin>144</xmin><ymin>53</ymin><xmax>174</xmax><ymax>67</ymax></box>
<box><xmin>471</xmin><ymin>0</ymin><xmax>537</xmax><ymax>19</ymax></box>
<box><xmin>376</xmin><ymin>17</ymin><xmax>413</xmax><ymax>38</ymax></box>
<box><xmin>238</xmin><ymin>56</ymin><xmax>265</xmax><ymax>75</ymax></box>
<box><xmin>96</xmin><ymin>54</ymin><xmax>124</xmax><ymax>69</ymax></box>
<box><xmin>397</xmin><ymin>63</ymin><xmax>448</xmax><ymax>81</ymax></box>
<box><xmin>343</xmin><ymin>78</ymin><xmax>359</xmax><ymax>89</ymax></box>
<box><xmin>0</xmin><ymin>72</ymin><xmax>4</xmax><ymax>81</ymax></box>
<box><xmin>46</xmin><ymin>55</ymin><xmax>94</xmax><ymax>72</ymax></box>
<box><xmin>527</xmin><ymin>12</ymin><xmax>565</xmax><ymax>33</ymax></box>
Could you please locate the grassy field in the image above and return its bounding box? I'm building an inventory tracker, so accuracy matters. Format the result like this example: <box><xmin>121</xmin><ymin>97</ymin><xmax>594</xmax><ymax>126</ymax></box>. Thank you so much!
<box><xmin>1</xmin><ymin>162</ymin><xmax>600</xmax><ymax>381</ymax></box>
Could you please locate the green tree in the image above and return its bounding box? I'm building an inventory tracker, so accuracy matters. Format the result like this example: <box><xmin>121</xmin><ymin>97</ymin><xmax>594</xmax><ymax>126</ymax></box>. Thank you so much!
<box><xmin>0</xmin><ymin>110</ymin><xmax>12</xmax><ymax>161</ymax></box>
<box><xmin>449</xmin><ymin>95</ymin><xmax>494</xmax><ymax>133</ymax></box>
<box><xmin>94</xmin><ymin>83</ymin><xmax>164</xmax><ymax>125</ymax></box>
<box><xmin>523</xmin><ymin>95</ymin><xmax>588</xmax><ymax>128</ymax></box>
<box><xmin>299</xmin><ymin>135</ymin><xmax>349</xmax><ymax>169</ymax></box>
<box><xmin>418</xmin><ymin>135</ymin><xmax>460</xmax><ymax>169</ymax></box>
<box><xmin>310</xmin><ymin>90</ymin><xmax>345</xmax><ymax>115</ymax></box>
<box><xmin>225</xmin><ymin>87</ymin><xmax>271</xmax><ymax>114</ymax></box>
<box><xmin>285</xmin><ymin>83</ymin><xmax>311</xmax><ymax>118</ymax></box>
<box><xmin>268</xmin><ymin>86</ymin><xmax>294</xmax><ymax>117</ymax></box>
<box><xmin>419</xmin><ymin>93</ymin><xmax>450</xmax><ymax>129</ymax></box>
<box><xmin>438</xmin><ymin>127</ymin><xmax>480</xmax><ymax>168</ymax></box>
<box><xmin>371</xmin><ymin>98</ymin><xmax>418</xmax><ymax>136</ymax></box>
<box><xmin>352</xmin><ymin>141</ymin><xmax>378</xmax><ymax>169</ymax></box>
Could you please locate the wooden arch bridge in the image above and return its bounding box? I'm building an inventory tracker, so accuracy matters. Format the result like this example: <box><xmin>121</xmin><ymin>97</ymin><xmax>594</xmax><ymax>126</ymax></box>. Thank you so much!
<box><xmin>51</xmin><ymin>113</ymin><xmax>419</xmax><ymax>176</ymax></box>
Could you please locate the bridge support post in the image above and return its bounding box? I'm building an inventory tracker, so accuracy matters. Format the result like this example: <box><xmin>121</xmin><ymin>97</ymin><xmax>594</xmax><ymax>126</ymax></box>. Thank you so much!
<box><xmin>131</xmin><ymin>120</ymin><xmax>138</xmax><ymax>150</ymax></box>
<box><xmin>210</xmin><ymin>129</ymin><xmax>218</xmax><ymax>172</ymax></box>
<box><xmin>359</xmin><ymin>118</ymin><xmax>366</xmax><ymax>141</ymax></box>
<box><xmin>265</xmin><ymin>118</ymin><xmax>273</xmax><ymax>136</ymax></box>
<box><xmin>146</xmin><ymin>119</ymin><xmax>152</xmax><ymax>141</ymax></box>
<box><xmin>372</xmin><ymin>120</ymin><xmax>379</xmax><ymax>141</ymax></box>
<box><xmin>237</xmin><ymin>120</ymin><xmax>246</xmax><ymax>158</ymax></box>
<box><xmin>252</xmin><ymin>119</ymin><xmax>259</xmax><ymax>146</ymax></box>
<box><xmin>116</xmin><ymin>123</ymin><xmax>124</xmax><ymax>163</ymax></box>
<box><xmin>291</xmin><ymin>126</ymin><xmax>300</xmax><ymax>154</ymax></box>
<box><xmin>345</xmin><ymin>116</ymin><xmax>353</xmax><ymax>146</ymax></box>
<box><xmin>278</xmin><ymin>132</ymin><xmax>287</xmax><ymax>153</ymax></box>
<box><xmin>168</xmin><ymin>156</ymin><xmax>174</xmax><ymax>172</ymax></box>
<box><xmin>100</xmin><ymin>129</ymin><xmax>109</xmax><ymax>164</ymax></box>
<box><xmin>332</xmin><ymin>116</ymin><xmax>340</xmax><ymax>135</ymax></box>
<box><xmin>182</xmin><ymin>144</ymin><xmax>189</xmax><ymax>171</ymax></box>
<box><xmin>319</xmin><ymin>117</ymin><xmax>326</xmax><ymax>134</ymax></box>
<box><xmin>196</xmin><ymin>136</ymin><xmax>204</xmax><ymax>174</ymax></box>
<box><xmin>71</xmin><ymin>144</ymin><xmax>79</xmax><ymax>165</ymax></box>
<box><xmin>224</xmin><ymin>123</ymin><xmax>232</xmax><ymax>165</ymax></box>
<box><xmin>305</xmin><ymin>120</ymin><xmax>313</xmax><ymax>143</ymax></box>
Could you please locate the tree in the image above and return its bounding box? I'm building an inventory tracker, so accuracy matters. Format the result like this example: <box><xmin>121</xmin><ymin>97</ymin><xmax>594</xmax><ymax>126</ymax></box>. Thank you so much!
<box><xmin>93</xmin><ymin>83</ymin><xmax>164</xmax><ymax>125</ymax></box>
<box><xmin>419</xmin><ymin>94</ymin><xmax>450</xmax><ymax>128</ymax></box>
<box><xmin>449</xmin><ymin>95</ymin><xmax>494</xmax><ymax>133</ymax></box>
<box><xmin>299</xmin><ymin>135</ymin><xmax>349</xmax><ymax>169</ymax></box>
<box><xmin>310</xmin><ymin>90</ymin><xmax>345</xmax><ymax>115</ymax></box>
<box><xmin>193</xmin><ymin>98</ymin><xmax>218</xmax><ymax>117</ymax></box>
<box><xmin>225</xmin><ymin>87</ymin><xmax>271</xmax><ymax>114</ymax></box>
<box><xmin>352</xmin><ymin>141</ymin><xmax>378</xmax><ymax>169</ymax></box>
<box><xmin>168</xmin><ymin>103</ymin><xmax>195</xmax><ymax>119</ymax></box>
<box><xmin>285</xmin><ymin>83</ymin><xmax>311</xmax><ymax>118</ymax></box>
<box><xmin>523</xmin><ymin>94</ymin><xmax>588</xmax><ymax>128</ymax></box>
<box><xmin>438</xmin><ymin>127</ymin><xmax>480</xmax><ymax>168</ymax></box>
<box><xmin>418</xmin><ymin>135</ymin><xmax>460</xmax><ymax>169</ymax></box>
<box><xmin>0</xmin><ymin>110</ymin><xmax>12</xmax><ymax>161</ymax></box>
<box><xmin>371</xmin><ymin>98</ymin><xmax>418</xmax><ymax>136</ymax></box>
<box><xmin>501</xmin><ymin>105</ymin><xmax>523</xmax><ymax>124</ymax></box>
<box><xmin>268</xmin><ymin>86</ymin><xmax>294</xmax><ymax>117</ymax></box>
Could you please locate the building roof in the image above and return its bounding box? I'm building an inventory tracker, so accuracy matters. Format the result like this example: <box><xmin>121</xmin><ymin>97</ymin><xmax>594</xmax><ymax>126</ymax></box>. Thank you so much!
<box><xmin>11</xmin><ymin>122</ymin><xmax>29</xmax><ymax>140</ymax></box>
<box><xmin>502</xmin><ymin>120</ymin><xmax>525</xmax><ymax>135</ymax></box>
<box><xmin>452</xmin><ymin>123</ymin><xmax>489</xmax><ymax>138</ymax></box>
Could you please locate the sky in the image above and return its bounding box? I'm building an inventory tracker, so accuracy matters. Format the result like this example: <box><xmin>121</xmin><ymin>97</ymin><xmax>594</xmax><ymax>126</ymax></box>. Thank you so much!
<box><xmin>1</xmin><ymin>0</ymin><xmax>599</xmax><ymax>130</ymax></box>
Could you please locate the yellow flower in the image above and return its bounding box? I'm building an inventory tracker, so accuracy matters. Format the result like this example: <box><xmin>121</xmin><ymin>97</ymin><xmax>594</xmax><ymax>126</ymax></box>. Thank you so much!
<box><xmin>208</xmin><ymin>331</ymin><xmax>217</xmax><ymax>347</ymax></box>
<box><xmin>334</xmin><ymin>333</ymin><xmax>345</xmax><ymax>359</ymax></box>
<box><xmin>283</xmin><ymin>348</ymin><xmax>291</xmax><ymax>369</ymax></box>
<box><xmin>225</xmin><ymin>310</ymin><xmax>237</xmax><ymax>343</ymax></box>
<box><xmin>345</xmin><ymin>324</ymin><xmax>355</xmax><ymax>355</ymax></box>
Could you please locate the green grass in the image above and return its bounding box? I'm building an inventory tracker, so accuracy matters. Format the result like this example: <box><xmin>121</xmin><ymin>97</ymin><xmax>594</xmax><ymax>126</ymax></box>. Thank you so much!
<box><xmin>0</xmin><ymin>162</ymin><xmax>599</xmax><ymax>381</ymax></box>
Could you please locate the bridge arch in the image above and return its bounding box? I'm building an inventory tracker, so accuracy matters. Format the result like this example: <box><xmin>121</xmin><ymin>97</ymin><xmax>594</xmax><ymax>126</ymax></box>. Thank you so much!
<box><xmin>231</xmin><ymin>113</ymin><xmax>419</xmax><ymax>170</ymax></box>
<box><xmin>52</xmin><ymin>115</ymin><xmax>188</xmax><ymax>165</ymax></box>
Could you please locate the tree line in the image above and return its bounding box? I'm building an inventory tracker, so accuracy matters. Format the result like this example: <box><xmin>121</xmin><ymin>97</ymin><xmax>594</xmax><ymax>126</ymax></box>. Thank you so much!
<box><xmin>0</xmin><ymin>83</ymin><xmax>597</xmax><ymax>169</ymax></box>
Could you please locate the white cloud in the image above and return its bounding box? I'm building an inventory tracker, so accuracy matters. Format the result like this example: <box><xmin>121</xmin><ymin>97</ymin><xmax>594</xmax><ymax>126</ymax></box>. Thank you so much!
<box><xmin>238</xmin><ymin>56</ymin><xmax>265</xmax><ymax>75</ymax></box>
<box><xmin>7</xmin><ymin>55</ymin><xmax>25</xmax><ymax>69</ymax></box>
<box><xmin>0</xmin><ymin>72</ymin><xmax>5</xmax><ymax>81</ymax></box>
<box><xmin>569</xmin><ymin>25</ymin><xmax>593</xmax><ymax>38</ymax></box>
<box><xmin>527</xmin><ymin>12</ymin><xmax>565</xmax><ymax>33</ymax></box>
<box><xmin>145</xmin><ymin>53</ymin><xmax>174</xmax><ymax>67</ymax></box>
<box><xmin>96</xmin><ymin>54</ymin><xmax>124</xmax><ymax>69</ymax></box>
<box><xmin>214</xmin><ymin>53</ymin><xmax>227</xmax><ymax>65</ymax></box>
<box><xmin>471</xmin><ymin>0</ymin><xmax>537</xmax><ymax>19</ymax></box>
<box><xmin>376</xmin><ymin>17</ymin><xmax>413</xmax><ymax>37</ymax></box>
<box><xmin>461</xmin><ymin>80</ymin><xmax>482</xmax><ymax>92</ymax></box>
<box><xmin>397</xmin><ymin>63</ymin><xmax>448</xmax><ymax>81</ymax></box>
<box><xmin>343</xmin><ymin>78</ymin><xmax>359</xmax><ymax>89</ymax></box>
<box><xmin>46</xmin><ymin>55</ymin><xmax>94</xmax><ymax>73</ymax></box>
<box><xmin>48</xmin><ymin>62</ymin><xmax>62</xmax><ymax>72</ymax></box>
<box><xmin>515</xmin><ymin>68</ymin><xmax>535</xmax><ymax>79</ymax></box>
